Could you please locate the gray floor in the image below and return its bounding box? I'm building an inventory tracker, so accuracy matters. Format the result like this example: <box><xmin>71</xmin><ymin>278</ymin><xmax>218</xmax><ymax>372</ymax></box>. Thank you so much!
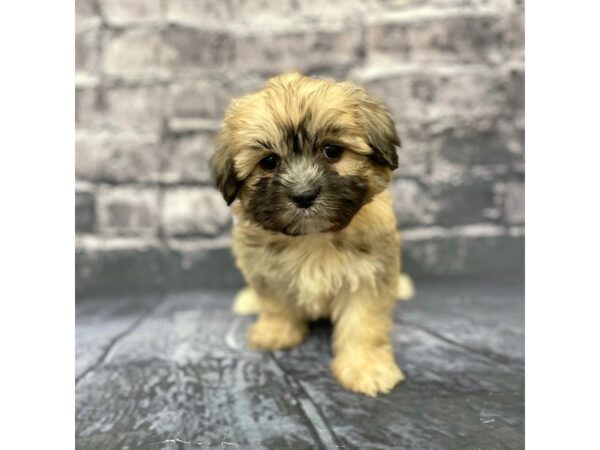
<box><xmin>76</xmin><ymin>275</ymin><xmax>524</xmax><ymax>449</ymax></box>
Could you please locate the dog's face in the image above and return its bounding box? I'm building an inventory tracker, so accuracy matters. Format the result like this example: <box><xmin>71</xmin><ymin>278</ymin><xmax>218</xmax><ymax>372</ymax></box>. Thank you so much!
<box><xmin>211</xmin><ymin>73</ymin><xmax>400</xmax><ymax>236</ymax></box>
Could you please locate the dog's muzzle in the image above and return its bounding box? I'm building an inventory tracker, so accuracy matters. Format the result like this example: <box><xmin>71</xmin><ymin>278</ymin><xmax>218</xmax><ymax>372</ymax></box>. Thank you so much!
<box><xmin>289</xmin><ymin>187</ymin><xmax>320</xmax><ymax>208</ymax></box>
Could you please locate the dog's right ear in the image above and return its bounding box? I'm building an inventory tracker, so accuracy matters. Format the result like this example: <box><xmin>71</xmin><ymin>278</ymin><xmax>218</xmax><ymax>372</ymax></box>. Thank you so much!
<box><xmin>210</xmin><ymin>143</ymin><xmax>239</xmax><ymax>206</ymax></box>
<box><xmin>357</xmin><ymin>94</ymin><xmax>400</xmax><ymax>170</ymax></box>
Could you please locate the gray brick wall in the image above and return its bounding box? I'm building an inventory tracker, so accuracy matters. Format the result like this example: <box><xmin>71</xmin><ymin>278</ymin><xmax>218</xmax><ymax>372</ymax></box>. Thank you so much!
<box><xmin>76</xmin><ymin>0</ymin><xmax>524</xmax><ymax>293</ymax></box>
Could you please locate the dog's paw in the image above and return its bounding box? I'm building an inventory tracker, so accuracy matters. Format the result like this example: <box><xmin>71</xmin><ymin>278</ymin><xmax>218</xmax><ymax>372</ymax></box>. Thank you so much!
<box><xmin>247</xmin><ymin>319</ymin><xmax>307</xmax><ymax>350</ymax></box>
<box><xmin>331</xmin><ymin>349</ymin><xmax>404</xmax><ymax>396</ymax></box>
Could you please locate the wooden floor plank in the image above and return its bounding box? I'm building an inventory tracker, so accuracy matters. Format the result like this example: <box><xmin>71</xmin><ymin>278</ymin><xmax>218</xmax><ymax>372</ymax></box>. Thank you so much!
<box><xmin>76</xmin><ymin>277</ymin><xmax>524</xmax><ymax>449</ymax></box>
<box><xmin>76</xmin><ymin>293</ymin><xmax>164</xmax><ymax>381</ymax></box>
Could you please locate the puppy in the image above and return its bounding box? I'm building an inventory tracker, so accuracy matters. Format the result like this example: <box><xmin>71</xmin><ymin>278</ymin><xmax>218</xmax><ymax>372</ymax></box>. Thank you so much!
<box><xmin>210</xmin><ymin>72</ymin><xmax>412</xmax><ymax>396</ymax></box>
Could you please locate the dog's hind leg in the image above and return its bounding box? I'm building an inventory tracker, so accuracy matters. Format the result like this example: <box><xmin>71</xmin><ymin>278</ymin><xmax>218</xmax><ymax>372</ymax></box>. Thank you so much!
<box><xmin>246</xmin><ymin>289</ymin><xmax>308</xmax><ymax>350</ymax></box>
<box><xmin>397</xmin><ymin>273</ymin><xmax>415</xmax><ymax>301</ymax></box>
<box><xmin>232</xmin><ymin>287</ymin><xmax>261</xmax><ymax>315</ymax></box>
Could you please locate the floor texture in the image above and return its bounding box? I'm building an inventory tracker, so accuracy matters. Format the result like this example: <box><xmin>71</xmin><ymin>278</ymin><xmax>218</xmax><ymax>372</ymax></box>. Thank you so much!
<box><xmin>76</xmin><ymin>275</ymin><xmax>524</xmax><ymax>449</ymax></box>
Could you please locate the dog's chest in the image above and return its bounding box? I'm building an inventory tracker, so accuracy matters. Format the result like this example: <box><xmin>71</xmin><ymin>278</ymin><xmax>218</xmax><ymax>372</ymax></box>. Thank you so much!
<box><xmin>245</xmin><ymin>233</ymin><xmax>381</xmax><ymax>316</ymax></box>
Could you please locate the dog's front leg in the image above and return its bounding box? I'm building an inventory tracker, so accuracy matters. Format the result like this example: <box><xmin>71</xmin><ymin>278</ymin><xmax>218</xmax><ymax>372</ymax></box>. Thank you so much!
<box><xmin>246</xmin><ymin>289</ymin><xmax>308</xmax><ymax>351</ymax></box>
<box><xmin>330</xmin><ymin>286</ymin><xmax>404</xmax><ymax>396</ymax></box>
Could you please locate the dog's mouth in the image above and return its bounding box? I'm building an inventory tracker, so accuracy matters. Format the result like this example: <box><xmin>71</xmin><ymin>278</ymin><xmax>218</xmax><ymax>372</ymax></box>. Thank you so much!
<box><xmin>281</xmin><ymin>216</ymin><xmax>334</xmax><ymax>236</ymax></box>
<box><xmin>279</xmin><ymin>207</ymin><xmax>358</xmax><ymax>236</ymax></box>
<box><xmin>278</xmin><ymin>201</ymin><xmax>340</xmax><ymax>236</ymax></box>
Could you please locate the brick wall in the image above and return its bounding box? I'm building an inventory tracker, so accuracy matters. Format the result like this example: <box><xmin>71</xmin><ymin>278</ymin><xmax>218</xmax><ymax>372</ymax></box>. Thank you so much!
<box><xmin>75</xmin><ymin>0</ymin><xmax>524</xmax><ymax>293</ymax></box>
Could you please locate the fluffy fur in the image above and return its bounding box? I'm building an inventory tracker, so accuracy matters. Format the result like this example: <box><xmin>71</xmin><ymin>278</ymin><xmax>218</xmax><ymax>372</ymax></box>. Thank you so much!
<box><xmin>211</xmin><ymin>73</ymin><xmax>412</xmax><ymax>396</ymax></box>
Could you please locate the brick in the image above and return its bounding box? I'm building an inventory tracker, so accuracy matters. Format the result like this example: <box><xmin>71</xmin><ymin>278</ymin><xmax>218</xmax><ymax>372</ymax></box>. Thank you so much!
<box><xmin>102</xmin><ymin>29</ymin><xmax>164</xmax><ymax>77</ymax></box>
<box><xmin>231</xmin><ymin>72</ymin><xmax>273</xmax><ymax>96</ymax></box>
<box><xmin>426</xmin><ymin>118</ymin><xmax>524</xmax><ymax>183</ymax></box>
<box><xmin>96</xmin><ymin>187</ymin><xmax>160</xmax><ymax>236</ymax></box>
<box><xmin>390</xmin><ymin>178</ymin><xmax>436</xmax><ymax>227</ymax></box>
<box><xmin>76</xmin><ymin>188</ymin><xmax>96</xmax><ymax>233</ymax></box>
<box><xmin>434</xmin><ymin>121</ymin><xmax>521</xmax><ymax>167</ymax></box>
<box><xmin>76</xmin><ymin>84</ymin><xmax>164</xmax><ymax>132</ymax></box>
<box><xmin>394</xmin><ymin>116</ymin><xmax>524</xmax><ymax>186</ymax></box>
<box><xmin>507</xmin><ymin>11</ymin><xmax>524</xmax><ymax>62</ymax></box>
<box><xmin>367</xmin><ymin>10</ymin><xmax>516</xmax><ymax>65</ymax></box>
<box><xmin>76</xmin><ymin>131</ymin><xmax>161</xmax><ymax>183</ymax></box>
<box><xmin>396</xmin><ymin>118</ymin><xmax>523</xmax><ymax>181</ymax></box>
<box><xmin>75</xmin><ymin>86</ymin><xmax>100</xmax><ymax>126</ymax></box>
<box><xmin>76</xmin><ymin>24</ymin><xmax>100</xmax><ymax>75</ymax></box>
<box><xmin>167</xmin><ymin>80</ymin><xmax>230</xmax><ymax>120</ymax></box>
<box><xmin>162</xmin><ymin>132</ymin><xmax>216</xmax><ymax>184</ymax></box>
<box><xmin>497</xmin><ymin>180</ymin><xmax>524</xmax><ymax>225</ymax></box>
<box><xmin>75</xmin><ymin>236</ymin><xmax>244</xmax><ymax>294</ymax></box>
<box><xmin>395</xmin><ymin>121</ymin><xmax>434</xmax><ymax>177</ymax></box>
<box><xmin>429</xmin><ymin>179</ymin><xmax>497</xmax><ymax>226</ymax></box>
<box><xmin>234</xmin><ymin>26</ymin><xmax>364</xmax><ymax>75</ymax></box>
<box><xmin>402</xmin><ymin>224</ymin><xmax>524</xmax><ymax>276</ymax></box>
<box><xmin>103</xmin><ymin>85</ymin><xmax>165</xmax><ymax>133</ymax></box>
<box><xmin>166</xmin><ymin>0</ymin><xmax>364</xmax><ymax>26</ymax></box>
<box><xmin>76</xmin><ymin>237</ymin><xmax>167</xmax><ymax>294</ymax></box>
<box><xmin>76</xmin><ymin>0</ymin><xmax>96</xmax><ymax>19</ymax></box>
<box><xmin>162</xmin><ymin>188</ymin><xmax>231</xmax><ymax>237</ymax></box>
<box><xmin>508</xmin><ymin>67</ymin><xmax>524</xmax><ymax>113</ymax></box>
<box><xmin>166</xmin><ymin>238</ymin><xmax>244</xmax><ymax>289</ymax></box>
<box><xmin>98</xmin><ymin>0</ymin><xmax>162</xmax><ymax>25</ymax></box>
<box><xmin>370</xmin><ymin>0</ymin><xmax>517</xmax><ymax>9</ymax></box>
<box><xmin>233</xmin><ymin>0</ymin><xmax>365</xmax><ymax>18</ymax></box>
<box><xmin>357</xmin><ymin>67</ymin><xmax>512</xmax><ymax>121</ymax></box>
<box><xmin>166</xmin><ymin>118</ymin><xmax>222</xmax><ymax>133</ymax></box>
<box><xmin>76</xmin><ymin>0</ymin><xmax>100</xmax><ymax>28</ymax></box>
<box><xmin>165</xmin><ymin>0</ymin><xmax>235</xmax><ymax>25</ymax></box>
<box><xmin>163</xmin><ymin>26</ymin><xmax>234</xmax><ymax>72</ymax></box>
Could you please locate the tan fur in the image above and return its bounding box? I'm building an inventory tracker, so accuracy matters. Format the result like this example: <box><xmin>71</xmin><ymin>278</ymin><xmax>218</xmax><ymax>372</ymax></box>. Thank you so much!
<box><xmin>215</xmin><ymin>73</ymin><xmax>395</xmax><ymax>206</ymax></box>
<box><xmin>212</xmin><ymin>73</ymin><xmax>411</xmax><ymax>396</ymax></box>
<box><xmin>231</xmin><ymin>191</ymin><xmax>405</xmax><ymax>395</ymax></box>
<box><xmin>233</xmin><ymin>272</ymin><xmax>414</xmax><ymax>314</ymax></box>
<box><xmin>397</xmin><ymin>273</ymin><xmax>415</xmax><ymax>301</ymax></box>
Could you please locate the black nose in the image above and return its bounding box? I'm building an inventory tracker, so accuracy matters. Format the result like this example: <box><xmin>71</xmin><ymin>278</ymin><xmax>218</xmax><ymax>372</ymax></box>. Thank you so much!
<box><xmin>290</xmin><ymin>189</ymin><xmax>319</xmax><ymax>208</ymax></box>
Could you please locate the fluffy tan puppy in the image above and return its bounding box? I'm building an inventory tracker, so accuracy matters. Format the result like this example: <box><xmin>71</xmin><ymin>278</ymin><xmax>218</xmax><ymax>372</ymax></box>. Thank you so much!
<box><xmin>210</xmin><ymin>72</ymin><xmax>412</xmax><ymax>396</ymax></box>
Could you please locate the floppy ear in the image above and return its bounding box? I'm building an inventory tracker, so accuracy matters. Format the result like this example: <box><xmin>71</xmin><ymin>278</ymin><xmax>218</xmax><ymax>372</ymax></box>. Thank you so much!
<box><xmin>357</xmin><ymin>92</ymin><xmax>400</xmax><ymax>170</ymax></box>
<box><xmin>210</xmin><ymin>142</ymin><xmax>239</xmax><ymax>205</ymax></box>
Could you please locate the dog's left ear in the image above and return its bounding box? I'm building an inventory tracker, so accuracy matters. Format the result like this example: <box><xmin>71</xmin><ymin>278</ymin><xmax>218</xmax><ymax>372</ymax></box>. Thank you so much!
<box><xmin>210</xmin><ymin>142</ymin><xmax>239</xmax><ymax>205</ymax></box>
<box><xmin>356</xmin><ymin>91</ymin><xmax>400</xmax><ymax>170</ymax></box>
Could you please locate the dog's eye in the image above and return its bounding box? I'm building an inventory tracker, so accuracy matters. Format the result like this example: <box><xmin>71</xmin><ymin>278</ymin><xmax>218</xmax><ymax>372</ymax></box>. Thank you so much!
<box><xmin>323</xmin><ymin>144</ymin><xmax>343</xmax><ymax>161</ymax></box>
<box><xmin>259</xmin><ymin>154</ymin><xmax>279</xmax><ymax>171</ymax></box>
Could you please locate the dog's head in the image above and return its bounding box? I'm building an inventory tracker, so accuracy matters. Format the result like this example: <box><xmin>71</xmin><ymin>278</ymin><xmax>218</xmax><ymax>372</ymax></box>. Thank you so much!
<box><xmin>210</xmin><ymin>72</ymin><xmax>400</xmax><ymax>236</ymax></box>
